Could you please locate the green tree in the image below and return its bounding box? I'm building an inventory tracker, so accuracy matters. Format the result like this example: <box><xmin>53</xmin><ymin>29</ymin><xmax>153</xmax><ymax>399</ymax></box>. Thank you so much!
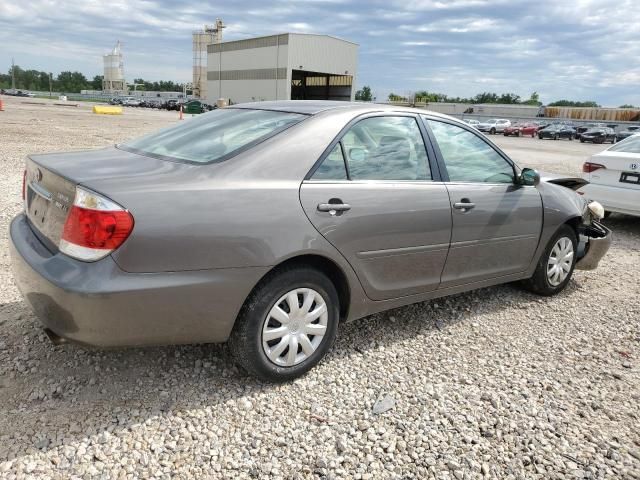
<box><xmin>91</xmin><ymin>75</ymin><xmax>104</xmax><ymax>90</ymax></box>
<box><xmin>55</xmin><ymin>71</ymin><xmax>90</xmax><ymax>93</ymax></box>
<box><xmin>355</xmin><ymin>85</ymin><xmax>372</xmax><ymax>101</ymax></box>
<box><xmin>522</xmin><ymin>91</ymin><xmax>541</xmax><ymax>106</ymax></box>
<box><xmin>548</xmin><ymin>100</ymin><xmax>600</xmax><ymax>107</ymax></box>
<box><xmin>388</xmin><ymin>93</ymin><xmax>407</xmax><ymax>102</ymax></box>
<box><xmin>619</xmin><ymin>104</ymin><xmax>636</xmax><ymax>108</ymax></box>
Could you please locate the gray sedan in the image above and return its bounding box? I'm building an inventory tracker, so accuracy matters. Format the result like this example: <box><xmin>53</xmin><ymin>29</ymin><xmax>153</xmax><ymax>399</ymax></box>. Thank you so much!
<box><xmin>10</xmin><ymin>101</ymin><xmax>611</xmax><ymax>381</ymax></box>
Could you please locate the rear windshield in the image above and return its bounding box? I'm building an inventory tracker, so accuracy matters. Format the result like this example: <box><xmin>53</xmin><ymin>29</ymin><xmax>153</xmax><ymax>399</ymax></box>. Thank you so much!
<box><xmin>120</xmin><ymin>108</ymin><xmax>305</xmax><ymax>164</ymax></box>
<box><xmin>609</xmin><ymin>135</ymin><xmax>640</xmax><ymax>153</ymax></box>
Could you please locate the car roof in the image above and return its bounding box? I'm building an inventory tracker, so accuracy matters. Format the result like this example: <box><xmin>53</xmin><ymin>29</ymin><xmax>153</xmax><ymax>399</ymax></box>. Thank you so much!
<box><xmin>227</xmin><ymin>100</ymin><xmax>453</xmax><ymax>118</ymax></box>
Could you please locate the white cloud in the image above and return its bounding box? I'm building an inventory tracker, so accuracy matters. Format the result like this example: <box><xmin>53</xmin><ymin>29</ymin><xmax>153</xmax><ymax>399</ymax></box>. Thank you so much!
<box><xmin>1</xmin><ymin>0</ymin><xmax>639</xmax><ymax>105</ymax></box>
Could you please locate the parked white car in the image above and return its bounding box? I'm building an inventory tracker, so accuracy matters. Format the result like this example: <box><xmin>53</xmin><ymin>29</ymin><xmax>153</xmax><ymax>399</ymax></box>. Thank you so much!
<box><xmin>121</xmin><ymin>97</ymin><xmax>141</xmax><ymax>107</ymax></box>
<box><xmin>464</xmin><ymin>119</ymin><xmax>480</xmax><ymax>129</ymax></box>
<box><xmin>578</xmin><ymin>134</ymin><xmax>640</xmax><ymax>217</ymax></box>
<box><xmin>477</xmin><ymin>118</ymin><xmax>511</xmax><ymax>134</ymax></box>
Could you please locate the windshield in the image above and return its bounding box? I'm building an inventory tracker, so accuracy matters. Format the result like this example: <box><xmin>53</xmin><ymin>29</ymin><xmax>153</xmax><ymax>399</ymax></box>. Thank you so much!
<box><xmin>120</xmin><ymin>108</ymin><xmax>306</xmax><ymax>164</ymax></box>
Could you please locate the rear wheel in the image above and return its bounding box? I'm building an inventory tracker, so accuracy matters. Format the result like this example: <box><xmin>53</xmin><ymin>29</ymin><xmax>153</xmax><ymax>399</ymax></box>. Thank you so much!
<box><xmin>229</xmin><ymin>267</ymin><xmax>340</xmax><ymax>382</ymax></box>
<box><xmin>553</xmin><ymin>134</ymin><xmax>559</xmax><ymax>140</ymax></box>
<box><xmin>490</xmin><ymin>128</ymin><xmax>496</xmax><ymax>135</ymax></box>
<box><xmin>520</xmin><ymin>225</ymin><xmax>577</xmax><ymax>296</ymax></box>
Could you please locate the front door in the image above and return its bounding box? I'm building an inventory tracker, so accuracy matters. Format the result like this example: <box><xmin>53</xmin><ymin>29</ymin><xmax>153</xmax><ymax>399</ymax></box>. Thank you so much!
<box><xmin>300</xmin><ymin>115</ymin><xmax>452</xmax><ymax>301</ymax></box>
<box><xmin>423</xmin><ymin>117</ymin><xmax>543</xmax><ymax>287</ymax></box>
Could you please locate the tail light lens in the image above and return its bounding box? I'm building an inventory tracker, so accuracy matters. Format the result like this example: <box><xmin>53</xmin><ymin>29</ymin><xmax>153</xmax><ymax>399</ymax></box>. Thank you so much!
<box><xmin>583</xmin><ymin>162</ymin><xmax>606</xmax><ymax>173</ymax></box>
<box><xmin>22</xmin><ymin>170</ymin><xmax>27</xmax><ymax>201</ymax></box>
<box><xmin>60</xmin><ymin>187</ymin><xmax>134</xmax><ymax>261</ymax></box>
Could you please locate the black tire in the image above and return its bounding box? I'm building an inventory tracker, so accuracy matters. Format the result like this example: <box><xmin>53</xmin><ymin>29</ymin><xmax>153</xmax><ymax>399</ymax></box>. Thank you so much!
<box><xmin>553</xmin><ymin>134</ymin><xmax>559</xmax><ymax>140</ymax></box>
<box><xmin>490</xmin><ymin>128</ymin><xmax>496</xmax><ymax>135</ymax></box>
<box><xmin>520</xmin><ymin>225</ymin><xmax>578</xmax><ymax>296</ymax></box>
<box><xmin>580</xmin><ymin>138</ymin><xmax>585</xmax><ymax>143</ymax></box>
<box><xmin>228</xmin><ymin>267</ymin><xmax>340</xmax><ymax>382</ymax></box>
<box><xmin>515</xmin><ymin>131</ymin><xmax>520</xmax><ymax>137</ymax></box>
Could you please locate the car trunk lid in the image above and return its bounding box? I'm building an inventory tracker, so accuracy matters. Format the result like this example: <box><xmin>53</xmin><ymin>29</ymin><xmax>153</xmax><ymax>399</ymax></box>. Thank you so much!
<box><xmin>590</xmin><ymin>152</ymin><xmax>640</xmax><ymax>190</ymax></box>
<box><xmin>24</xmin><ymin>147</ymin><xmax>183</xmax><ymax>251</ymax></box>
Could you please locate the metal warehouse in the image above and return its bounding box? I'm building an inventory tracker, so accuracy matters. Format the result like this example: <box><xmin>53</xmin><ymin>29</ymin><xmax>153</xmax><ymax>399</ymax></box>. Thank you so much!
<box><xmin>206</xmin><ymin>33</ymin><xmax>358</xmax><ymax>104</ymax></box>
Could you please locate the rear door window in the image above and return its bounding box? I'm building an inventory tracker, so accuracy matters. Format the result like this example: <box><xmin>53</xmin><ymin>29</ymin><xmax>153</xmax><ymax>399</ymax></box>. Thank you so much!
<box><xmin>312</xmin><ymin>116</ymin><xmax>432</xmax><ymax>181</ymax></box>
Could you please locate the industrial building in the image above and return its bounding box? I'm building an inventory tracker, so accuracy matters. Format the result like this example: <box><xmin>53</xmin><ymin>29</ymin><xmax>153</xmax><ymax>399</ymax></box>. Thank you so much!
<box><xmin>206</xmin><ymin>33</ymin><xmax>358</xmax><ymax>104</ymax></box>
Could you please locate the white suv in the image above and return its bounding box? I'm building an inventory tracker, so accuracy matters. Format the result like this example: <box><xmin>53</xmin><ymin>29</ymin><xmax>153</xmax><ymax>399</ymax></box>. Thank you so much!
<box><xmin>477</xmin><ymin>118</ymin><xmax>511</xmax><ymax>134</ymax></box>
<box><xmin>578</xmin><ymin>134</ymin><xmax>640</xmax><ymax>217</ymax></box>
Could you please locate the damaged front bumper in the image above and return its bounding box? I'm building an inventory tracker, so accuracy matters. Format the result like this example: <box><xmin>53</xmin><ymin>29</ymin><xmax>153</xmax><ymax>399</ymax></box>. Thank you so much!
<box><xmin>576</xmin><ymin>221</ymin><xmax>612</xmax><ymax>271</ymax></box>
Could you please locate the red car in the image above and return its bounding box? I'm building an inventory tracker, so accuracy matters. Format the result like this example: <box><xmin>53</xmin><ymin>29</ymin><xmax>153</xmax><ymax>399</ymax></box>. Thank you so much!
<box><xmin>503</xmin><ymin>123</ymin><xmax>539</xmax><ymax>137</ymax></box>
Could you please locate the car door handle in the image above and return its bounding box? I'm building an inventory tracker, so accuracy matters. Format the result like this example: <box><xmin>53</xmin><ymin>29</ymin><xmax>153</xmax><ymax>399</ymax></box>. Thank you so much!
<box><xmin>317</xmin><ymin>203</ymin><xmax>351</xmax><ymax>213</ymax></box>
<box><xmin>453</xmin><ymin>201</ymin><xmax>475</xmax><ymax>210</ymax></box>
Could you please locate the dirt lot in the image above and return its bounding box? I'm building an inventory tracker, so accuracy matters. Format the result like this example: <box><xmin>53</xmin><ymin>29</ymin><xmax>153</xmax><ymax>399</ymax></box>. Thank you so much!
<box><xmin>0</xmin><ymin>97</ymin><xmax>639</xmax><ymax>479</ymax></box>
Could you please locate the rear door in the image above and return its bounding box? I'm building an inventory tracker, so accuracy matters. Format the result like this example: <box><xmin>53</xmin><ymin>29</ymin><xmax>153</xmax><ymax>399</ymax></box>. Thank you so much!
<box><xmin>422</xmin><ymin>116</ymin><xmax>543</xmax><ymax>287</ymax></box>
<box><xmin>299</xmin><ymin>114</ymin><xmax>452</xmax><ymax>301</ymax></box>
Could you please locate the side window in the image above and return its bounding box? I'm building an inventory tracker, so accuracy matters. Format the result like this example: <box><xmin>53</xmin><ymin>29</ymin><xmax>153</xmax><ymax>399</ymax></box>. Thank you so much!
<box><xmin>426</xmin><ymin>119</ymin><xmax>515</xmax><ymax>184</ymax></box>
<box><xmin>312</xmin><ymin>144</ymin><xmax>347</xmax><ymax>180</ymax></box>
<box><xmin>342</xmin><ymin>116</ymin><xmax>431</xmax><ymax>180</ymax></box>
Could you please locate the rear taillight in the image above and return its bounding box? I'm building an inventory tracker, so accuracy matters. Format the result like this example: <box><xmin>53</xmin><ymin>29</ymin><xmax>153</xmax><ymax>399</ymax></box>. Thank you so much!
<box><xmin>22</xmin><ymin>169</ymin><xmax>26</xmax><ymax>200</ymax></box>
<box><xmin>583</xmin><ymin>162</ymin><xmax>606</xmax><ymax>173</ymax></box>
<box><xmin>60</xmin><ymin>187</ymin><xmax>134</xmax><ymax>261</ymax></box>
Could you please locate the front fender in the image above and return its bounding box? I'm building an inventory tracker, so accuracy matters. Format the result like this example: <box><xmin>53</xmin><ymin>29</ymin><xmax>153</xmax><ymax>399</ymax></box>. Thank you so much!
<box><xmin>526</xmin><ymin>181</ymin><xmax>587</xmax><ymax>276</ymax></box>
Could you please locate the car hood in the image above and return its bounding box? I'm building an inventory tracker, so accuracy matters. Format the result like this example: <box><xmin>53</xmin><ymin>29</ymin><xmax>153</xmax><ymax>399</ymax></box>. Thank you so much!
<box><xmin>538</xmin><ymin>171</ymin><xmax>588</xmax><ymax>191</ymax></box>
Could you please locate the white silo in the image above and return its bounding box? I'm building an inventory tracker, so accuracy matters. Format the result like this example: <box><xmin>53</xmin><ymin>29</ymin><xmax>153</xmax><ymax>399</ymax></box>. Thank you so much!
<box><xmin>102</xmin><ymin>41</ymin><xmax>126</xmax><ymax>94</ymax></box>
<box><xmin>193</xmin><ymin>19</ymin><xmax>224</xmax><ymax>99</ymax></box>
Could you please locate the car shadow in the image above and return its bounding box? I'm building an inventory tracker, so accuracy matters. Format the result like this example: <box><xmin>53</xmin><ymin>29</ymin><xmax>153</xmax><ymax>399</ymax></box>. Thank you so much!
<box><xmin>0</xmin><ymin>279</ymin><xmax>569</xmax><ymax>463</ymax></box>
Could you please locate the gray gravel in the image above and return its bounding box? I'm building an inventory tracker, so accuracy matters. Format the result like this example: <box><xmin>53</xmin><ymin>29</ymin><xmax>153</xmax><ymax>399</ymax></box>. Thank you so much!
<box><xmin>1</xmin><ymin>97</ymin><xmax>639</xmax><ymax>479</ymax></box>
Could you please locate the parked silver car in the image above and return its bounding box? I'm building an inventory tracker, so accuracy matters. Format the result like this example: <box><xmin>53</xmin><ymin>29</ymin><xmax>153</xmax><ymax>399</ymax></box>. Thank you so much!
<box><xmin>477</xmin><ymin>118</ymin><xmax>511</xmax><ymax>134</ymax></box>
<box><xmin>10</xmin><ymin>101</ymin><xmax>611</xmax><ymax>381</ymax></box>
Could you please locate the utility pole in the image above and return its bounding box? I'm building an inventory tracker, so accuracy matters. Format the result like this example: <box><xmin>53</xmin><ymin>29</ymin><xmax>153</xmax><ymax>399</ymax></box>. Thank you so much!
<box><xmin>49</xmin><ymin>73</ymin><xmax>52</xmax><ymax>98</ymax></box>
<box><xmin>11</xmin><ymin>57</ymin><xmax>16</xmax><ymax>90</ymax></box>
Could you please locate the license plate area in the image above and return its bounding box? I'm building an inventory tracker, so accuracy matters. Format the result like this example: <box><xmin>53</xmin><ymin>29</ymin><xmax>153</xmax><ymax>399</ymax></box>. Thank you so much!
<box><xmin>620</xmin><ymin>172</ymin><xmax>640</xmax><ymax>185</ymax></box>
<box><xmin>26</xmin><ymin>184</ymin><xmax>52</xmax><ymax>227</ymax></box>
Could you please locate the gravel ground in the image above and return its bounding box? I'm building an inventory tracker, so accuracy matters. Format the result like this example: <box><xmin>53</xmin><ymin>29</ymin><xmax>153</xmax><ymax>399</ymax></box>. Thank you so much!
<box><xmin>1</xmin><ymin>98</ymin><xmax>639</xmax><ymax>479</ymax></box>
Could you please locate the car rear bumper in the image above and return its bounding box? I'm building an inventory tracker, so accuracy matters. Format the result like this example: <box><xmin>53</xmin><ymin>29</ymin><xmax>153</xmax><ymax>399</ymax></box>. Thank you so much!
<box><xmin>578</xmin><ymin>183</ymin><xmax>640</xmax><ymax>217</ymax></box>
<box><xmin>9</xmin><ymin>214</ymin><xmax>268</xmax><ymax>347</ymax></box>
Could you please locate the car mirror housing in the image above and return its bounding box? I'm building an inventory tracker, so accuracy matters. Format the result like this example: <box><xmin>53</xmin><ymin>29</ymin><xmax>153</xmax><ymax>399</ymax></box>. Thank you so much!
<box><xmin>348</xmin><ymin>147</ymin><xmax>366</xmax><ymax>163</ymax></box>
<box><xmin>520</xmin><ymin>168</ymin><xmax>540</xmax><ymax>186</ymax></box>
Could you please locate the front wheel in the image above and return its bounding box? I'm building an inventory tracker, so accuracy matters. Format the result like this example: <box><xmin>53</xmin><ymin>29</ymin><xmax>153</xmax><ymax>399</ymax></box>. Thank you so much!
<box><xmin>229</xmin><ymin>267</ymin><xmax>340</xmax><ymax>382</ymax></box>
<box><xmin>490</xmin><ymin>128</ymin><xmax>496</xmax><ymax>135</ymax></box>
<box><xmin>520</xmin><ymin>225</ymin><xmax>577</xmax><ymax>296</ymax></box>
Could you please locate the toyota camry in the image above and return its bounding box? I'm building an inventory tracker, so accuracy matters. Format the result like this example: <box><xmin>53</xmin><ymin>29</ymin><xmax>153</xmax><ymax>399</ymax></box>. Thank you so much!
<box><xmin>10</xmin><ymin>101</ymin><xmax>611</xmax><ymax>381</ymax></box>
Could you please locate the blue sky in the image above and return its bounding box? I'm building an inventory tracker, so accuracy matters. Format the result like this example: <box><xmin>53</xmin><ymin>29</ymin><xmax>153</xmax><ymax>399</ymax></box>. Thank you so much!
<box><xmin>1</xmin><ymin>0</ymin><xmax>639</xmax><ymax>106</ymax></box>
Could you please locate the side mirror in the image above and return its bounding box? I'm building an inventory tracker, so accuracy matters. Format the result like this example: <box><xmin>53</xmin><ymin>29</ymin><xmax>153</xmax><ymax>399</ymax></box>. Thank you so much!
<box><xmin>348</xmin><ymin>147</ymin><xmax>367</xmax><ymax>163</ymax></box>
<box><xmin>520</xmin><ymin>168</ymin><xmax>540</xmax><ymax>186</ymax></box>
